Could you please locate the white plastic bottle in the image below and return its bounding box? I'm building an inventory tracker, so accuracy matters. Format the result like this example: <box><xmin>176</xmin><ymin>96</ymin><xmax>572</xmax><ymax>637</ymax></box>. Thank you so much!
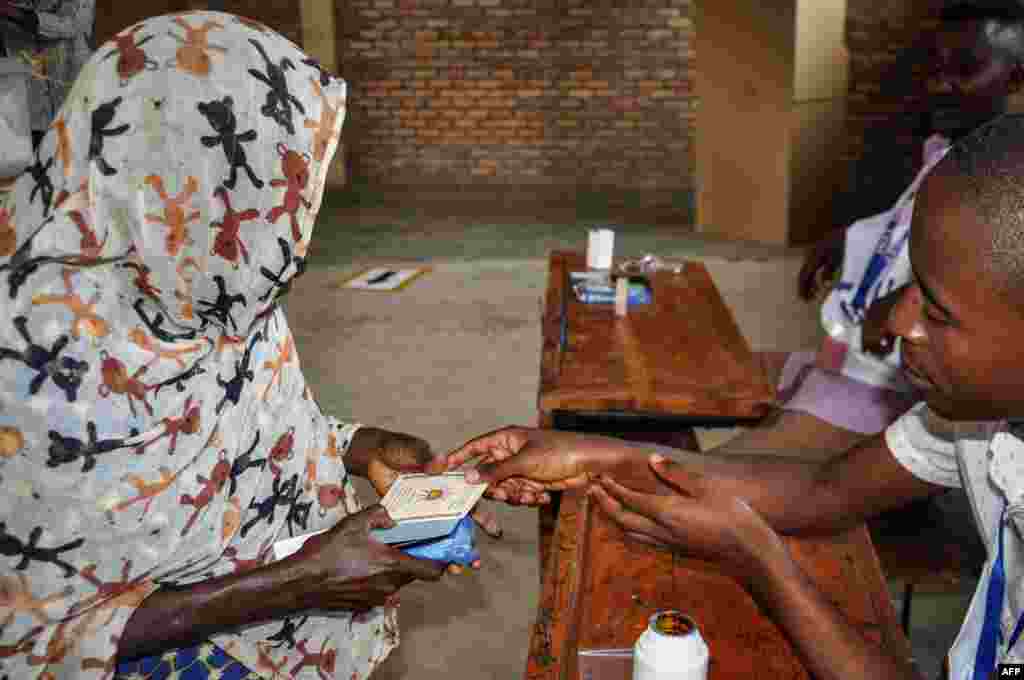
<box><xmin>632</xmin><ymin>611</ymin><xmax>709</xmax><ymax>680</ymax></box>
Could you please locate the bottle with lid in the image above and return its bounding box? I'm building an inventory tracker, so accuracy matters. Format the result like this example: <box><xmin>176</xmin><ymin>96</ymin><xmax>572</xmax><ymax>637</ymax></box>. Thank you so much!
<box><xmin>633</xmin><ymin>610</ymin><xmax>709</xmax><ymax>680</ymax></box>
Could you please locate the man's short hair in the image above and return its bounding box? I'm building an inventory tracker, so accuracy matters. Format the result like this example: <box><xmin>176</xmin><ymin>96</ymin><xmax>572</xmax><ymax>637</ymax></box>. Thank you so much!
<box><xmin>934</xmin><ymin>113</ymin><xmax>1024</xmax><ymax>303</ymax></box>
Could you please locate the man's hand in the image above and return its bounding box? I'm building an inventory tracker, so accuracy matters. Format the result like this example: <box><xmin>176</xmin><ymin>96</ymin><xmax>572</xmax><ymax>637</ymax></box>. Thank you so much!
<box><xmin>861</xmin><ymin>286</ymin><xmax>906</xmax><ymax>357</ymax></box>
<box><xmin>592</xmin><ymin>456</ymin><xmax>925</xmax><ymax>680</ymax></box>
<box><xmin>798</xmin><ymin>226</ymin><xmax>846</xmax><ymax>301</ymax></box>
<box><xmin>587</xmin><ymin>455</ymin><xmax>785</xmax><ymax>575</ymax></box>
<box><xmin>293</xmin><ymin>505</ymin><xmax>446</xmax><ymax>611</ymax></box>
<box><xmin>445</xmin><ymin>427</ymin><xmax>604</xmax><ymax>504</ymax></box>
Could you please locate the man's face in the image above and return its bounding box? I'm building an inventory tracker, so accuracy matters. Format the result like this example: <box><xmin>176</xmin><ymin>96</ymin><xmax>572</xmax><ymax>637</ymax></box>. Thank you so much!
<box><xmin>889</xmin><ymin>171</ymin><xmax>1024</xmax><ymax>420</ymax></box>
<box><xmin>929</xmin><ymin>20</ymin><xmax>1019</xmax><ymax>110</ymax></box>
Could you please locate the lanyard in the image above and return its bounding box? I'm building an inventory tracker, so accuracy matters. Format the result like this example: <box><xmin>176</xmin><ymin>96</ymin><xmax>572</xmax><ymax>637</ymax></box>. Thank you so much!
<box><xmin>974</xmin><ymin>502</ymin><xmax>1024</xmax><ymax>679</ymax></box>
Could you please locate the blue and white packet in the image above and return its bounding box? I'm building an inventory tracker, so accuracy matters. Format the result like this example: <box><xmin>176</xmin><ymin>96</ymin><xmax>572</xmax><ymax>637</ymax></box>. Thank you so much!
<box><xmin>573</xmin><ymin>283</ymin><xmax>652</xmax><ymax>305</ymax></box>
<box><xmin>570</xmin><ymin>271</ymin><xmax>652</xmax><ymax>306</ymax></box>
<box><xmin>399</xmin><ymin>515</ymin><xmax>479</xmax><ymax>566</ymax></box>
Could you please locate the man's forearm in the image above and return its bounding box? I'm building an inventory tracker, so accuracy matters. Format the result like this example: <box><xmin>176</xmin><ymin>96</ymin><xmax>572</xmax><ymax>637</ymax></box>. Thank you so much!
<box><xmin>582</xmin><ymin>431</ymin><xmax>936</xmax><ymax>535</ymax></box>
<box><xmin>745</xmin><ymin>539</ymin><xmax>922</xmax><ymax>680</ymax></box>
<box><xmin>118</xmin><ymin>554</ymin><xmax>309</xmax><ymax>660</ymax></box>
<box><xmin>578</xmin><ymin>436</ymin><xmax>825</xmax><ymax>527</ymax></box>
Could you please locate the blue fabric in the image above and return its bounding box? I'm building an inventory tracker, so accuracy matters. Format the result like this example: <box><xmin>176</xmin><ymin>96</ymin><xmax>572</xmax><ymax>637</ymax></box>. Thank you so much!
<box><xmin>975</xmin><ymin>504</ymin><xmax>1009</xmax><ymax>680</ymax></box>
<box><xmin>220</xmin><ymin>662</ymin><xmax>253</xmax><ymax>680</ymax></box>
<box><xmin>401</xmin><ymin>514</ymin><xmax>480</xmax><ymax>565</ymax></box>
<box><xmin>114</xmin><ymin>642</ymin><xmax>257</xmax><ymax>680</ymax></box>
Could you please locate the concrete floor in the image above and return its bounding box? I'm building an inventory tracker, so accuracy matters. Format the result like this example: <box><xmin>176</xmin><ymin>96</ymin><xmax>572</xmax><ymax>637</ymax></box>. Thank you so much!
<box><xmin>285</xmin><ymin>203</ymin><xmax>975</xmax><ymax>679</ymax></box>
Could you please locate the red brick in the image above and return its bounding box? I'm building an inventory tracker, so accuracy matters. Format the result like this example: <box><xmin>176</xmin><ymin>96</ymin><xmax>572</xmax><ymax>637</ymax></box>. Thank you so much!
<box><xmin>343</xmin><ymin>2</ymin><xmax>699</xmax><ymax>190</ymax></box>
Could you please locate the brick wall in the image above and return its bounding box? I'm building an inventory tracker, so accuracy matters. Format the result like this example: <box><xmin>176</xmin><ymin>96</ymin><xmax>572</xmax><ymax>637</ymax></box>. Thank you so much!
<box><xmin>336</xmin><ymin>0</ymin><xmax>695</xmax><ymax>192</ymax></box>
<box><xmin>94</xmin><ymin>0</ymin><xmax>959</xmax><ymax>212</ymax></box>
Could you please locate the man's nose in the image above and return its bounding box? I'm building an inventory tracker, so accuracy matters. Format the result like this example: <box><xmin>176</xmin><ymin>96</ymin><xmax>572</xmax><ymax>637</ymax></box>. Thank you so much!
<box><xmin>888</xmin><ymin>284</ymin><xmax>926</xmax><ymax>344</ymax></box>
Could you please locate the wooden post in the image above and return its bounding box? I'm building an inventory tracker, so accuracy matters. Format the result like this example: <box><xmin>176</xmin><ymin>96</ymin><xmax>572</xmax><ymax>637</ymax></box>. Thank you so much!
<box><xmin>695</xmin><ymin>0</ymin><xmax>849</xmax><ymax>245</ymax></box>
<box><xmin>300</xmin><ymin>0</ymin><xmax>347</xmax><ymax>188</ymax></box>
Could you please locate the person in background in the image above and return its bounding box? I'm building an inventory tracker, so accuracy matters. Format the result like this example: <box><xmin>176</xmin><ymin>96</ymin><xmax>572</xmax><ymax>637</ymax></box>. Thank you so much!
<box><xmin>726</xmin><ymin>0</ymin><xmax>1024</xmax><ymax>462</ymax></box>
<box><xmin>0</xmin><ymin>0</ymin><xmax>95</xmax><ymax>149</ymax></box>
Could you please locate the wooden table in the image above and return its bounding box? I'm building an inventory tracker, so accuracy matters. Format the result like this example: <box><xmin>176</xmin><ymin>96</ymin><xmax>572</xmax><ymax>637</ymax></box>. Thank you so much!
<box><xmin>528</xmin><ymin>251</ymin><xmax>911</xmax><ymax>678</ymax></box>
<box><xmin>536</xmin><ymin>250</ymin><xmax>777</xmax><ymax>575</ymax></box>
<box><xmin>525</xmin><ymin>490</ymin><xmax>913</xmax><ymax>680</ymax></box>
<box><xmin>538</xmin><ymin>251</ymin><xmax>775</xmax><ymax>424</ymax></box>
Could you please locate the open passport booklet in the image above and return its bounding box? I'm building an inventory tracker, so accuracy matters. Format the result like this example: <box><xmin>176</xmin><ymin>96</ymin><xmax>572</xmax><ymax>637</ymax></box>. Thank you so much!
<box><xmin>272</xmin><ymin>472</ymin><xmax>488</xmax><ymax>560</ymax></box>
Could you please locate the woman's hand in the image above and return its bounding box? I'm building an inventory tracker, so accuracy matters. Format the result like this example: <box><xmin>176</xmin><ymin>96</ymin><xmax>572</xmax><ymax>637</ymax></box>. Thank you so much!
<box><xmin>587</xmin><ymin>455</ymin><xmax>786</xmax><ymax>576</ymax></box>
<box><xmin>292</xmin><ymin>505</ymin><xmax>446</xmax><ymax>611</ymax></box>
<box><xmin>445</xmin><ymin>427</ymin><xmax>606</xmax><ymax>505</ymax></box>
<box><xmin>363</xmin><ymin>429</ymin><xmax>438</xmax><ymax>498</ymax></box>
<box><xmin>353</xmin><ymin>428</ymin><xmax>502</xmax><ymax>567</ymax></box>
<box><xmin>798</xmin><ymin>226</ymin><xmax>846</xmax><ymax>301</ymax></box>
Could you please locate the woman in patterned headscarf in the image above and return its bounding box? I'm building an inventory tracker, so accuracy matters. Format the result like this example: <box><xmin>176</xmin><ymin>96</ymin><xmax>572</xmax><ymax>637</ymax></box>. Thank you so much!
<box><xmin>0</xmin><ymin>11</ymin><xmax>493</xmax><ymax>680</ymax></box>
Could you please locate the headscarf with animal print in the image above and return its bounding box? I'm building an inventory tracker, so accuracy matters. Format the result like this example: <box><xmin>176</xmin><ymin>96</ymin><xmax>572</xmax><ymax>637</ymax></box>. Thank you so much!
<box><xmin>0</xmin><ymin>11</ymin><xmax>396</xmax><ymax>680</ymax></box>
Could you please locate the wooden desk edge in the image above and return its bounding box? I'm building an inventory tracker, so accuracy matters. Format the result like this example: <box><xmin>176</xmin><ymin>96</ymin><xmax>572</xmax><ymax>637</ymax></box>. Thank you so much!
<box><xmin>525</xmin><ymin>491</ymin><xmax>913</xmax><ymax>680</ymax></box>
<box><xmin>537</xmin><ymin>391</ymin><xmax>775</xmax><ymax>420</ymax></box>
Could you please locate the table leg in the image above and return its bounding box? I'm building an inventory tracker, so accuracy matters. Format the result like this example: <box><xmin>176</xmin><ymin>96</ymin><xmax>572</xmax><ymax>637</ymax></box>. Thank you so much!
<box><xmin>538</xmin><ymin>496</ymin><xmax>560</xmax><ymax>581</ymax></box>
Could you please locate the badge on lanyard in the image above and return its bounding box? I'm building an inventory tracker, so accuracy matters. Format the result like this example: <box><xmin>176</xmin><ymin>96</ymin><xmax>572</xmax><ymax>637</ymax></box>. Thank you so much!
<box><xmin>974</xmin><ymin>429</ymin><xmax>1024</xmax><ymax>678</ymax></box>
<box><xmin>840</xmin><ymin>216</ymin><xmax>906</xmax><ymax>324</ymax></box>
